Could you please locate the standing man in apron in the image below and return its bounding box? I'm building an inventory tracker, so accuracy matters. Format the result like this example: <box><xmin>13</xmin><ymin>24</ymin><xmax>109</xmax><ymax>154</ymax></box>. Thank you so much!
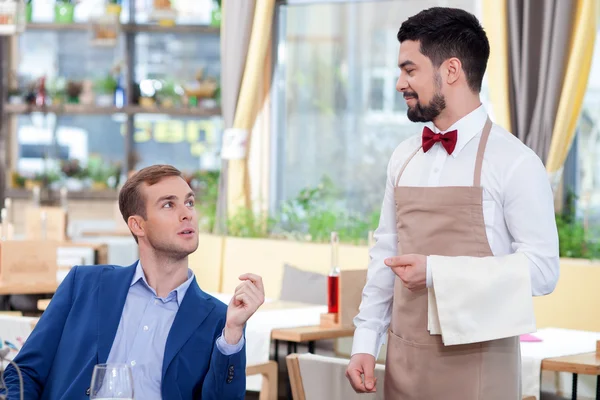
<box><xmin>346</xmin><ymin>7</ymin><xmax>559</xmax><ymax>400</ymax></box>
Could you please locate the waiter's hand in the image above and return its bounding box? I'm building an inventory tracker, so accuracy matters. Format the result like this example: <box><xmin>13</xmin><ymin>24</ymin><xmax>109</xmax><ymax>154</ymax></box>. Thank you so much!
<box><xmin>346</xmin><ymin>353</ymin><xmax>377</xmax><ymax>393</ymax></box>
<box><xmin>385</xmin><ymin>254</ymin><xmax>427</xmax><ymax>291</ymax></box>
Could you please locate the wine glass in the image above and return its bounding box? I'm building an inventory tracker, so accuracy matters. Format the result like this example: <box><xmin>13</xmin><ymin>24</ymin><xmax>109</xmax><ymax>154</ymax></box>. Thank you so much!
<box><xmin>89</xmin><ymin>364</ymin><xmax>134</xmax><ymax>400</ymax></box>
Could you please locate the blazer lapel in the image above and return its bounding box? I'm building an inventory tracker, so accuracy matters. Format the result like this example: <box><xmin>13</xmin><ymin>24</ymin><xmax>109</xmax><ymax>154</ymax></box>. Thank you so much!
<box><xmin>97</xmin><ymin>262</ymin><xmax>137</xmax><ymax>363</ymax></box>
<box><xmin>162</xmin><ymin>278</ymin><xmax>215</xmax><ymax>379</ymax></box>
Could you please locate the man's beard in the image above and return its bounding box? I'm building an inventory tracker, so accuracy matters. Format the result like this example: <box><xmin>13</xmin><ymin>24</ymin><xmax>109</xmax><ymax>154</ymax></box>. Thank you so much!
<box><xmin>406</xmin><ymin>92</ymin><xmax>446</xmax><ymax>122</ymax></box>
<box><xmin>405</xmin><ymin>73</ymin><xmax>446</xmax><ymax>122</ymax></box>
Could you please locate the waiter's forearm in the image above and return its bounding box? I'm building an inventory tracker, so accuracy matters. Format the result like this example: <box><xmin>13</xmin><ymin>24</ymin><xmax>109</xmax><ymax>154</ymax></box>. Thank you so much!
<box><xmin>522</xmin><ymin>251</ymin><xmax>559</xmax><ymax>295</ymax></box>
<box><xmin>352</xmin><ymin>235</ymin><xmax>396</xmax><ymax>357</ymax></box>
<box><xmin>501</xmin><ymin>153</ymin><xmax>560</xmax><ymax>295</ymax></box>
<box><xmin>428</xmin><ymin>251</ymin><xmax>559</xmax><ymax>295</ymax></box>
<box><xmin>352</xmin><ymin>161</ymin><xmax>398</xmax><ymax>357</ymax></box>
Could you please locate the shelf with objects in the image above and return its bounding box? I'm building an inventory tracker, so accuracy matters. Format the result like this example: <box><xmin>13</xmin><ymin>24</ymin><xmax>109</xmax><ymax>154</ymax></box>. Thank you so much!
<box><xmin>0</xmin><ymin>0</ymin><xmax>223</xmax><ymax>235</ymax></box>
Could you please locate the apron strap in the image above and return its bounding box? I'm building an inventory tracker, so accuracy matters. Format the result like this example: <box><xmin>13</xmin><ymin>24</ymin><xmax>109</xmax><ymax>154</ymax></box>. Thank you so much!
<box><xmin>395</xmin><ymin>146</ymin><xmax>421</xmax><ymax>187</ymax></box>
<box><xmin>473</xmin><ymin>117</ymin><xmax>493</xmax><ymax>187</ymax></box>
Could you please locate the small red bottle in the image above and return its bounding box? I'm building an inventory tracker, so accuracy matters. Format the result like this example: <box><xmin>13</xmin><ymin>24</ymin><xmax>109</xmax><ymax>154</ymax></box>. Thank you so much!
<box><xmin>327</xmin><ymin>232</ymin><xmax>340</xmax><ymax>314</ymax></box>
<box><xmin>36</xmin><ymin>76</ymin><xmax>46</xmax><ymax>107</ymax></box>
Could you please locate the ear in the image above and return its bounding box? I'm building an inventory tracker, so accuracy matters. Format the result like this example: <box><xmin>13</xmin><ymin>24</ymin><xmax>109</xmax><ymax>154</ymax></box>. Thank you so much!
<box><xmin>127</xmin><ymin>215</ymin><xmax>146</xmax><ymax>238</ymax></box>
<box><xmin>444</xmin><ymin>57</ymin><xmax>462</xmax><ymax>85</ymax></box>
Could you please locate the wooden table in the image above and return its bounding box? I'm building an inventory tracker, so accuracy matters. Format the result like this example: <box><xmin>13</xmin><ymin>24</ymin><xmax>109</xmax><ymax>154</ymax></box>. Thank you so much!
<box><xmin>271</xmin><ymin>325</ymin><xmax>355</xmax><ymax>360</ymax></box>
<box><xmin>0</xmin><ymin>242</ymin><xmax>108</xmax><ymax>296</ymax></box>
<box><xmin>541</xmin><ymin>340</ymin><xmax>600</xmax><ymax>400</ymax></box>
<box><xmin>271</xmin><ymin>325</ymin><xmax>355</xmax><ymax>399</ymax></box>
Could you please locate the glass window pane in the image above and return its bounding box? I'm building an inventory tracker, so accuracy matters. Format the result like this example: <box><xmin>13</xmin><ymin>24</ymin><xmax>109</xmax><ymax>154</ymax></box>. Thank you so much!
<box><xmin>274</xmin><ymin>0</ymin><xmax>480</xmax><ymax>215</ymax></box>
<box><xmin>576</xmin><ymin>30</ymin><xmax>600</xmax><ymax>225</ymax></box>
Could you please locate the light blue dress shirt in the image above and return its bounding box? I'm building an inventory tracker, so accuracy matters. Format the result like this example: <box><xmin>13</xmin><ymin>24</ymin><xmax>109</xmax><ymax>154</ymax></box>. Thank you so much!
<box><xmin>106</xmin><ymin>262</ymin><xmax>244</xmax><ymax>399</ymax></box>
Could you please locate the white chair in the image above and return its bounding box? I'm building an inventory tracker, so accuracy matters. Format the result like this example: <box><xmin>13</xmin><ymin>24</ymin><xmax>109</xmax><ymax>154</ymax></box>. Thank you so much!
<box><xmin>286</xmin><ymin>353</ymin><xmax>385</xmax><ymax>400</ymax></box>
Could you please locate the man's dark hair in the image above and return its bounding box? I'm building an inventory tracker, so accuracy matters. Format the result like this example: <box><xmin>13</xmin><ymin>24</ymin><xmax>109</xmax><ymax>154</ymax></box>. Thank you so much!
<box><xmin>397</xmin><ymin>7</ymin><xmax>490</xmax><ymax>92</ymax></box>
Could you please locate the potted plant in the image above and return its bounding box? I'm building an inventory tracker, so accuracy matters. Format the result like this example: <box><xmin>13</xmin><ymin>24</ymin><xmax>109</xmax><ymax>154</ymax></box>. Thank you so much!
<box><xmin>60</xmin><ymin>159</ymin><xmax>86</xmax><ymax>190</ymax></box>
<box><xmin>47</xmin><ymin>77</ymin><xmax>67</xmax><ymax>105</ymax></box>
<box><xmin>211</xmin><ymin>0</ymin><xmax>221</xmax><ymax>27</ymax></box>
<box><xmin>93</xmin><ymin>74</ymin><xmax>117</xmax><ymax>107</ymax></box>
<box><xmin>66</xmin><ymin>80</ymin><xmax>83</xmax><ymax>104</ymax></box>
<box><xmin>54</xmin><ymin>0</ymin><xmax>75</xmax><ymax>24</ymax></box>
<box><xmin>85</xmin><ymin>157</ymin><xmax>122</xmax><ymax>190</ymax></box>
<box><xmin>25</xmin><ymin>0</ymin><xmax>33</xmax><ymax>23</ymax></box>
<box><xmin>86</xmin><ymin>158</ymin><xmax>109</xmax><ymax>190</ymax></box>
<box><xmin>156</xmin><ymin>79</ymin><xmax>183</xmax><ymax>108</ymax></box>
<box><xmin>11</xmin><ymin>171</ymin><xmax>26</xmax><ymax>188</ymax></box>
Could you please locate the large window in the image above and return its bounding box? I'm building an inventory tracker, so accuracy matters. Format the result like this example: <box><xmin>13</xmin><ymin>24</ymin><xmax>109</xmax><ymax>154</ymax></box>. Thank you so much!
<box><xmin>575</xmin><ymin>29</ymin><xmax>600</xmax><ymax>225</ymax></box>
<box><xmin>272</xmin><ymin>0</ymin><xmax>487</xmax><ymax>216</ymax></box>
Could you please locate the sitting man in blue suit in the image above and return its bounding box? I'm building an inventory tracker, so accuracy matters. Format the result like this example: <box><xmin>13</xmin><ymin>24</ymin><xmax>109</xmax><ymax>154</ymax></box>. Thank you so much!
<box><xmin>2</xmin><ymin>164</ymin><xmax>264</xmax><ymax>399</ymax></box>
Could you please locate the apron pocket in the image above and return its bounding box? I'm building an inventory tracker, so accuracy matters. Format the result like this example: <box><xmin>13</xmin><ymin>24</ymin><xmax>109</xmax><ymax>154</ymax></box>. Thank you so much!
<box><xmin>385</xmin><ymin>329</ymin><xmax>483</xmax><ymax>400</ymax></box>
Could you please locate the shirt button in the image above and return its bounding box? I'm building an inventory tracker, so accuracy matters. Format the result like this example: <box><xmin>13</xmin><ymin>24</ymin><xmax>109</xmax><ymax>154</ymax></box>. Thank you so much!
<box><xmin>154</xmin><ymin>300</ymin><xmax>159</xmax><ymax>305</ymax></box>
<box><xmin>131</xmin><ymin>360</ymin><xmax>136</xmax><ymax>366</ymax></box>
<box><xmin>143</xmin><ymin>325</ymin><xmax>149</xmax><ymax>331</ymax></box>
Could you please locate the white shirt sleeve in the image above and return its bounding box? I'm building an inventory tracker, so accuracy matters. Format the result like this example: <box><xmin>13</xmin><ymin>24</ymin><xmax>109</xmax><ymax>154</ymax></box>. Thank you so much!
<box><xmin>351</xmin><ymin>157</ymin><xmax>398</xmax><ymax>358</ymax></box>
<box><xmin>502</xmin><ymin>153</ymin><xmax>560</xmax><ymax>295</ymax></box>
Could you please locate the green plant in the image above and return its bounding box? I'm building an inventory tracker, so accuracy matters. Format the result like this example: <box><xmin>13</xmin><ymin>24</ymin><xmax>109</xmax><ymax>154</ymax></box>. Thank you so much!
<box><xmin>227</xmin><ymin>208</ymin><xmax>274</xmax><ymax>238</ymax></box>
<box><xmin>93</xmin><ymin>74</ymin><xmax>117</xmax><ymax>95</ymax></box>
<box><xmin>203</xmin><ymin>176</ymin><xmax>377</xmax><ymax>243</ymax></box>
<box><xmin>85</xmin><ymin>157</ymin><xmax>121</xmax><ymax>187</ymax></box>
<box><xmin>556</xmin><ymin>191</ymin><xmax>600</xmax><ymax>259</ymax></box>
<box><xmin>33</xmin><ymin>169</ymin><xmax>61</xmax><ymax>186</ymax></box>
<box><xmin>273</xmin><ymin>176</ymin><xmax>378</xmax><ymax>244</ymax></box>
<box><xmin>194</xmin><ymin>170</ymin><xmax>220</xmax><ymax>233</ymax></box>
<box><xmin>12</xmin><ymin>171</ymin><xmax>26</xmax><ymax>188</ymax></box>
<box><xmin>47</xmin><ymin>77</ymin><xmax>67</xmax><ymax>103</ymax></box>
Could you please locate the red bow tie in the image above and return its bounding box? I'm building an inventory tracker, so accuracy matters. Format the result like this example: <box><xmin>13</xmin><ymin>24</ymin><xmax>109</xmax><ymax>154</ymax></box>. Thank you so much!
<box><xmin>422</xmin><ymin>126</ymin><xmax>458</xmax><ymax>154</ymax></box>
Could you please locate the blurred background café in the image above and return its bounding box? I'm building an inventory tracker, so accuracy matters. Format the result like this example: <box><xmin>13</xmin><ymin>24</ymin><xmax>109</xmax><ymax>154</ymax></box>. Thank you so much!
<box><xmin>0</xmin><ymin>0</ymin><xmax>600</xmax><ymax>399</ymax></box>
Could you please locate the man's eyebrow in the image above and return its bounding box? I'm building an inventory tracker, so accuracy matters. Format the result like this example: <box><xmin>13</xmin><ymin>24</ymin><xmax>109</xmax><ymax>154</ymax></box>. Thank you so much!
<box><xmin>156</xmin><ymin>195</ymin><xmax>177</xmax><ymax>204</ymax></box>
<box><xmin>399</xmin><ymin>60</ymin><xmax>416</xmax><ymax>69</ymax></box>
<box><xmin>155</xmin><ymin>192</ymin><xmax>194</xmax><ymax>204</ymax></box>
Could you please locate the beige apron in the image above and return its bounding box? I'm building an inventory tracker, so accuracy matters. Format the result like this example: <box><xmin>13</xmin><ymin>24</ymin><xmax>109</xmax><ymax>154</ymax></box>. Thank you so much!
<box><xmin>384</xmin><ymin>118</ymin><xmax>520</xmax><ymax>400</ymax></box>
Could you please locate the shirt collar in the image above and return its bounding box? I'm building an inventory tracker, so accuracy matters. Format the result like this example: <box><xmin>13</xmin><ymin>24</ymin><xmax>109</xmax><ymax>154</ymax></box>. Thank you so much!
<box><xmin>131</xmin><ymin>261</ymin><xmax>195</xmax><ymax>306</ymax></box>
<box><xmin>426</xmin><ymin>104</ymin><xmax>488</xmax><ymax>158</ymax></box>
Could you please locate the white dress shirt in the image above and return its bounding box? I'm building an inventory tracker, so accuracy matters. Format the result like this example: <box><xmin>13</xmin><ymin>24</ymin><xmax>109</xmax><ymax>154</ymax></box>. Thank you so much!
<box><xmin>351</xmin><ymin>105</ymin><xmax>560</xmax><ymax>357</ymax></box>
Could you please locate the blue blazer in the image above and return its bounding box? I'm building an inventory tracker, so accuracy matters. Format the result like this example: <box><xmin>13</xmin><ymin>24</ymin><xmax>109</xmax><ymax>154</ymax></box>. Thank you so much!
<box><xmin>3</xmin><ymin>263</ymin><xmax>246</xmax><ymax>399</ymax></box>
